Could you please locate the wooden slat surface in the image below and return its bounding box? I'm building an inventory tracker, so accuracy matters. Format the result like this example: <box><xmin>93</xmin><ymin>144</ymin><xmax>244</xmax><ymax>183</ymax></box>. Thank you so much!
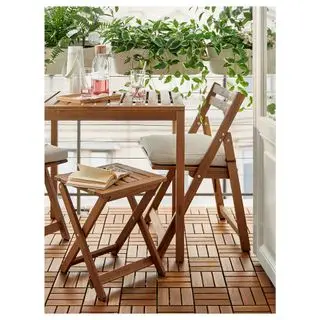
<box><xmin>45</xmin><ymin>206</ymin><xmax>275</xmax><ymax>314</ymax></box>
<box><xmin>55</xmin><ymin>163</ymin><xmax>166</xmax><ymax>199</ymax></box>
<box><xmin>45</xmin><ymin>90</ymin><xmax>184</xmax><ymax>121</ymax></box>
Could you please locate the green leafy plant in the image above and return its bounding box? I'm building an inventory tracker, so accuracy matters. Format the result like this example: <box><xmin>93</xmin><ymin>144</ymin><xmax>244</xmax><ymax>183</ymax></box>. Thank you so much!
<box><xmin>44</xmin><ymin>6</ymin><xmax>113</xmax><ymax>65</ymax></box>
<box><xmin>100</xmin><ymin>16</ymin><xmax>210</xmax><ymax>103</ymax></box>
<box><xmin>196</xmin><ymin>6</ymin><xmax>254</xmax><ymax>108</ymax></box>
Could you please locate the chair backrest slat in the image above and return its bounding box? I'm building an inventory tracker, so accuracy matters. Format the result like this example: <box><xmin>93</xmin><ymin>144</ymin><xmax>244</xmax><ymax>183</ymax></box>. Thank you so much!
<box><xmin>188</xmin><ymin>82</ymin><xmax>245</xmax><ymax>176</ymax></box>
<box><xmin>209</xmin><ymin>96</ymin><xmax>230</xmax><ymax>113</ymax></box>
<box><xmin>212</xmin><ymin>84</ymin><xmax>233</xmax><ymax>99</ymax></box>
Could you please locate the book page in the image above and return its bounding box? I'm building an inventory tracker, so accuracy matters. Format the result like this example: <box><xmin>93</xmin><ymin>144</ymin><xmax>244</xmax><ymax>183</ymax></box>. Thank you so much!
<box><xmin>68</xmin><ymin>164</ymin><xmax>116</xmax><ymax>184</ymax></box>
<box><xmin>66</xmin><ymin>164</ymin><xmax>130</xmax><ymax>190</ymax></box>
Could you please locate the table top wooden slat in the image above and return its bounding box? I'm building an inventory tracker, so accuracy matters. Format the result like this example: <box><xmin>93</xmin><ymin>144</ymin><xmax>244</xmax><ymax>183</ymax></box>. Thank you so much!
<box><xmin>45</xmin><ymin>90</ymin><xmax>184</xmax><ymax>121</ymax></box>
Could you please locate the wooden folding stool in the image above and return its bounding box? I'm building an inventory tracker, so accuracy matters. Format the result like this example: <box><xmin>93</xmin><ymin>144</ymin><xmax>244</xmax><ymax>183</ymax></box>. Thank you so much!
<box><xmin>56</xmin><ymin>163</ymin><xmax>166</xmax><ymax>301</ymax></box>
<box><xmin>141</xmin><ymin>82</ymin><xmax>250</xmax><ymax>256</ymax></box>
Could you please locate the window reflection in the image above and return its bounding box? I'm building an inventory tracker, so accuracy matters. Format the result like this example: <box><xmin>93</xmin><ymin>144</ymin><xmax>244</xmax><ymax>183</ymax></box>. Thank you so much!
<box><xmin>266</xmin><ymin>7</ymin><xmax>276</xmax><ymax>120</ymax></box>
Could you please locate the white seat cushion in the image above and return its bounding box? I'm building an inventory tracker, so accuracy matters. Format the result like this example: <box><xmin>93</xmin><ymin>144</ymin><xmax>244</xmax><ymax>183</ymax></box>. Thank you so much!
<box><xmin>45</xmin><ymin>144</ymin><xmax>68</xmax><ymax>163</ymax></box>
<box><xmin>140</xmin><ymin>134</ymin><xmax>226</xmax><ymax>166</ymax></box>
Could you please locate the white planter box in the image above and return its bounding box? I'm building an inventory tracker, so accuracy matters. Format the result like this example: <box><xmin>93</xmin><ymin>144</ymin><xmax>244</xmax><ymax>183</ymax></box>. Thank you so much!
<box><xmin>207</xmin><ymin>47</ymin><xmax>275</xmax><ymax>75</ymax></box>
<box><xmin>45</xmin><ymin>47</ymin><xmax>95</xmax><ymax>75</ymax></box>
<box><xmin>113</xmin><ymin>49</ymin><xmax>201</xmax><ymax>75</ymax></box>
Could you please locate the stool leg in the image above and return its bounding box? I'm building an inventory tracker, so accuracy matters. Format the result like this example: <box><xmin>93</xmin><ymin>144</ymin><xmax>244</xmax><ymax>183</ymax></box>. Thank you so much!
<box><xmin>138</xmin><ymin>217</ymin><xmax>165</xmax><ymax>276</ymax></box>
<box><xmin>111</xmin><ymin>190</ymin><xmax>156</xmax><ymax>256</ymax></box>
<box><xmin>45</xmin><ymin>167</ymin><xmax>70</xmax><ymax>241</ymax></box>
<box><xmin>145</xmin><ymin>170</ymin><xmax>175</xmax><ymax>224</ymax></box>
<box><xmin>59</xmin><ymin>185</ymin><xmax>108</xmax><ymax>273</ymax></box>
<box><xmin>59</xmin><ymin>183</ymin><xmax>107</xmax><ymax>301</ymax></box>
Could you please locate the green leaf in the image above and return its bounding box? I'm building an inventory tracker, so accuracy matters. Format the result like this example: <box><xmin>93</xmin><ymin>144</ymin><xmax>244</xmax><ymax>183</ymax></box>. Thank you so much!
<box><xmin>227</xmin><ymin>68</ymin><xmax>236</xmax><ymax>77</ymax></box>
<box><xmin>169</xmin><ymin>39</ymin><xmax>181</xmax><ymax>50</ymax></box>
<box><xmin>174</xmin><ymin>70</ymin><xmax>181</xmax><ymax>78</ymax></box>
<box><xmin>207</xmin><ymin>16</ymin><xmax>213</xmax><ymax>27</ymax></box>
<box><xmin>180</xmin><ymin>77</ymin><xmax>185</xmax><ymax>85</ymax></box>
<box><xmin>198</xmin><ymin>12</ymin><xmax>204</xmax><ymax>21</ymax></box>
<box><xmin>170</xmin><ymin>59</ymin><xmax>180</xmax><ymax>65</ymax></box>
<box><xmin>136</xmin><ymin>18</ymin><xmax>142</xmax><ymax>25</ymax></box>
<box><xmin>238</xmin><ymin>87</ymin><xmax>248</xmax><ymax>97</ymax></box>
<box><xmin>164</xmin><ymin>75</ymin><xmax>172</xmax><ymax>83</ymax></box>
<box><xmin>267</xmin><ymin>103</ymin><xmax>276</xmax><ymax>115</ymax></box>
<box><xmin>124</xmin><ymin>56</ymin><xmax>131</xmax><ymax>64</ymax></box>
<box><xmin>115</xmin><ymin>6</ymin><xmax>119</xmax><ymax>12</ymax></box>
<box><xmin>154</xmin><ymin>61</ymin><xmax>167</xmax><ymax>69</ymax></box>
<box><xmin>172</xmin><ymin>87</ymin><xmax>179</xmax><ymax>93</ymax></box>
<box><xmin>183</xmin><ymin>74</ymin><xmax>190</xmax><ymax>80</ymax></box>
<box><xmin>173</xmin><ymin>19</ymin><xmax>179</xmax><ymax>28</ymax></box>
<box><xmin>192</xmin><ymin>77</ymin><xmax>202</xmax><ymax>84</ymax></box>
<box><xmin>144</xmin><ymin>78</ymin><xmax>150</xmax><ymax>87</ymax></box>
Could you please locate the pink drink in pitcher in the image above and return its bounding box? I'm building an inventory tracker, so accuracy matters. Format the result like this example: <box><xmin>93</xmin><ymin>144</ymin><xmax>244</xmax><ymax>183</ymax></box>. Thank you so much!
<box><xmin>91</xmin><ymin>45</ymin><xmax>110</xmax><ymax>95</ymax></box>
<box><xmin>92</xmin><ymin>78</ymin><xmax>109</xmax><ymax>95</ymax></box>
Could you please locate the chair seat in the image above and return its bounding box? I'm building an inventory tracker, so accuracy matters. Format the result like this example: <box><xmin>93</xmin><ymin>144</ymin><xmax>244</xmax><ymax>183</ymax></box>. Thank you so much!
<box><xmin>140</xmin><ymin>134</ymin><xmax>226</xmax><ymax>167</ymax></box>
<box><xmin>45</xmin><ymin>144</ymin><xmax>68</xmax><ymax>164</ymax></box>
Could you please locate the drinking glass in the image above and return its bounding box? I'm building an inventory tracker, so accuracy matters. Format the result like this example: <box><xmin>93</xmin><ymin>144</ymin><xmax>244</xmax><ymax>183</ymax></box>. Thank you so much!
<box><xmin>130</xmin><ymin>69</ymin><xmax>146</xmax><ymax>103</ymax></box>
<box><xmin>80</xmin><ymin>68</ymin><xmax>92</xmax><ymax>98</ymax></box>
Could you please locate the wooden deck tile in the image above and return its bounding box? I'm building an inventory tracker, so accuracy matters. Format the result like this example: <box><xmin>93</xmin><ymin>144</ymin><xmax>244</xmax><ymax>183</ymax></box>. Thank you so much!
<box><xmin>44</xmin><ymin>206</ymin><xmax>274</xmax><ymax>314</ymax></box>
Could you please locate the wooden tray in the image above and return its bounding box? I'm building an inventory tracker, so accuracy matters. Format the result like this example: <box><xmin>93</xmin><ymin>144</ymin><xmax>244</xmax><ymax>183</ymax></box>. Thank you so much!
<box><xmin>57</xmin><ymin>93</ymin><xmax>121</xmax><ymax>104</ymax></box>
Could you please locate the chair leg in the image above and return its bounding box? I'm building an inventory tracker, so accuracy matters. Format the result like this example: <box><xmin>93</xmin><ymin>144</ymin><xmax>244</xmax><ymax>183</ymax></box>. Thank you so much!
<box><xmin>47</xmin><ymin>166</ymin><xmax>55</xmax><ymax>220</ymax></box>
<box><xmin>145</xmin><ymin>169</ymin><xmax>175</xmax><ymax>224</ymax></box>
<box><xmin>172</xmin><ymin>177</ymin><xmax>176</xmax><ymax>216</ymax></box>
<box><xmin>212</xmin><ymin>179</ymin><xmax>225</xmax><ymax>220</ymax></box>
<box><xmin>228</xmin><ymin>162</ymin><xmax>250</xmax><ymax>252</ymax></box>
<box><xmin>157</xmin><ymin>169</ymin><xmax>205</xmax><ymax>258</ymax></box>
<box><xmin>45</xmin><ymin>167</ymin><xmax>70</xmax><ymax>241</ymax></box>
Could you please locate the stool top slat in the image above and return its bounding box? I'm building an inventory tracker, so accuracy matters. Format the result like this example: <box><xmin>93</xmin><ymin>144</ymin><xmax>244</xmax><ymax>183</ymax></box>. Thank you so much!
<box><xmin>56</xmin><ymin>163</ymin><xmax>166</xmax><ymax>200</ymax></box>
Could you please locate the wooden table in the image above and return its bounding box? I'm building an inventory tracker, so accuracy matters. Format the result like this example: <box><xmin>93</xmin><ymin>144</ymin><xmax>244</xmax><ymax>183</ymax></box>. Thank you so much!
<box><xmin>45</xmin><ymin>89</ymin><xmax>186</xmax><ymax>263</ymax></box>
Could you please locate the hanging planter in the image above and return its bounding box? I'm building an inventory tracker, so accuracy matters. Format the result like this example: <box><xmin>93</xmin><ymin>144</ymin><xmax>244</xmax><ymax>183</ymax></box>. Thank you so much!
<box><xmin>45</xmin><ymin>47</ymin><xmax>95</xmax><ymax>75</ymax></box>
<box><xmin>112</xmin><ymin>48</ymin><xmax>201</xmax><ymax>75</ymax></box>
<box><xmin>207</xmin><ymin>47</ymin><xmax>252</xmax><ymax>75</ymax></box>
<box><xmin>207</xmin><ymin>47</ymin><xmax>275</xmax><ymax>75</ymax></box>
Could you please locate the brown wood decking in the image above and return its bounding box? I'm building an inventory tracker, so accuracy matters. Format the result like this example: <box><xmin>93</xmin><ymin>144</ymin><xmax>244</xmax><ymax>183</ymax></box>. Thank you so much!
<box><xmin>45</xmin><ymin>206</ymin><xmax>275</xmax><ymax>314</ymax></box>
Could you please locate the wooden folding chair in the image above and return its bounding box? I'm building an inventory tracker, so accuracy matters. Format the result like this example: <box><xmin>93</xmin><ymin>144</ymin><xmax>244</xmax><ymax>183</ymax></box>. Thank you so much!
<box><xmin>56</xmin><ymin>163</ymin><xmax>166</xmax><ymax>301</ymax></box>
<box><xmin>45</xmin><ymin>144</ymin><xmax>70</xmax><ymax>241</ymax></box>
<box><xmin>140</xmin><ymin>82</ymin><xmax>250</xmax><ymax>254</ymax></box>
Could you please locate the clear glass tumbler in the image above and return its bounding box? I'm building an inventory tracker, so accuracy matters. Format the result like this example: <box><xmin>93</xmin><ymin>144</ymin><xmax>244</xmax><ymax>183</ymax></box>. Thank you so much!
<box><xmin>130</xmin><ymin>69</ymin><xmax>146</xmax><ymax>103</ymax></box>
<box><xmin>80</xmin><ymin>68</ymin><xmax>93</xmax><ymax>98</ymax></box>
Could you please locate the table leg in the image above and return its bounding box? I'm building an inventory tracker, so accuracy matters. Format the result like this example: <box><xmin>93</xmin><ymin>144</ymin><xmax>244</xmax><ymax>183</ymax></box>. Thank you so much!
<box><xmin>175</xmin><ymin>110</ymin><xmax>185</xmax><ymax>263</ymax></box>
<box><xmin>76</xmin><ymin>120</ymin><xmax>81</xmax><ymax>214</ymax></box>
<box><xmin>50</xmin><ymin>120</ymin><xmax>58</xmax><ymax>219</ymax></box>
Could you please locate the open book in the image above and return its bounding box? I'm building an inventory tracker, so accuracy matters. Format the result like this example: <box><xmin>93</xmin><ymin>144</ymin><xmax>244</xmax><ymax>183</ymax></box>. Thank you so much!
<box><xmin>66</xmin><ymin>164</ymin><xmax>129</xmax><ymax>190</ymax></box>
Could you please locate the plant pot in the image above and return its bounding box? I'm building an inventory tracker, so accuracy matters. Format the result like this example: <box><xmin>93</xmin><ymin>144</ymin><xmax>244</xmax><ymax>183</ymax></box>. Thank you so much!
<box><xmin>112</xmin><ymin>49</ymin><xmax>201</xmax><ymax>75</ymax></box>
<box><xmin>207</xmin><ymin>47</ymin><xmax>275</xmax><ymax>75</ymax></box>
<box><xmin>45</xmin><ymin>47</ymin><xmax>95</xmax><ymax>75</ymax></box>
<box><xmin>207</xmin><ymin>47</ymin><xmax>253</xmax><ymax>75</ymax></box>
